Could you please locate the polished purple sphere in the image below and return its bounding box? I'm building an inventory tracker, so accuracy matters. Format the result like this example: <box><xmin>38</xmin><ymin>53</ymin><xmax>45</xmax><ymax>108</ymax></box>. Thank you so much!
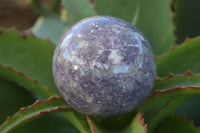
<box><xmin>53</xmin><ymin>16</ymin><xmax>156</xmax><ymax>118</ymax></box>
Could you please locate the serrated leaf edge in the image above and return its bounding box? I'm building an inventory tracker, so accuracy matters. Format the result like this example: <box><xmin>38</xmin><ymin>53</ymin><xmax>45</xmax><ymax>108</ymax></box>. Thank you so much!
<box><xmin>171</xmin><ymin>0</ymin><xmax>179</xmax><ymax>42</ymax></box>
<box><xmin>0</xmin><ymin>27</ymin><xmax>55</xmax><ymax>45</ymax></box>
<box><xmin>156</xmin><ymin>70</ymin><xmax>199</xmax><ymax>81</ymax></box>
<box><xmin>164</xmin><ymin>115</ymin><xmax>200</xmax><ymax>131</ymax></box>
<box><xmin>155</xmin><ymin>36</ymin><xmax>200</xmax><ymax>59</ymax></box>
<box><xmin>0</xmin><ymin>64</ymin><xmax>56</xmax><ymax>96</ymax></box>
<box><xmin>131</xmin><ymin>110</ymin><xmax>147</xmax><ymax>133</ymax></box>
<box><xmin>175</xmin><ymin>115</ymin><xmax>200</xmax><ymax>130</ymax></box>
<box><xmin>0</xmin><ymin>96</ymin><xmax>72</xmax><ymax>133</ymax></box>
<box><xmin>86</xmin><ymin>115</ymin><xmax>96</xmax><ymax>133</ymax></box>
<box><xmin>149</xmin><ymin>86</ymin><xmax>200</xmax><ymax>99</ymax></box>
<box><xmin>138</xmin><ymin>110</ymin><xmax>147</xmax><ymax>133</ymax></box>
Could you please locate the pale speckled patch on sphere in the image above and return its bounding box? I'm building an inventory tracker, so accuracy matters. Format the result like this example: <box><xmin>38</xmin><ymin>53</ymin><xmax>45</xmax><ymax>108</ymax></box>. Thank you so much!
<box><xmin>53</xmin><ymin>16</ymin><xmax>156</xmax><ymax>118</ymax></box>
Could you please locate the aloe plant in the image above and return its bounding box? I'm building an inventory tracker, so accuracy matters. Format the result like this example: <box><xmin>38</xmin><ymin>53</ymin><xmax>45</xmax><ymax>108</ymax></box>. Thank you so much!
<box><xmin>0</xmin><ymin>0</ymin><xmax>200</xmax><ymax>133</ymax></box>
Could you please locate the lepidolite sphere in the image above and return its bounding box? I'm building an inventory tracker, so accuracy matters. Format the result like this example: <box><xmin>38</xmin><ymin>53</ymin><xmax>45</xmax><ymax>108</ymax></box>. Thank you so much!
<box><xmin>53</xmin><ymin>16</ymin><xmax>156</xmax><ymax>118</ymax></box>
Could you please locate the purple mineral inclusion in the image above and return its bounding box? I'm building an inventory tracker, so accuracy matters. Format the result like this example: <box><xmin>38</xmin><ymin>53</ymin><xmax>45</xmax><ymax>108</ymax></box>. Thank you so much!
<box><xmin>53</xmin><ymin>16</ymin><xmax>156</xmax><ymax>118</ymax></box>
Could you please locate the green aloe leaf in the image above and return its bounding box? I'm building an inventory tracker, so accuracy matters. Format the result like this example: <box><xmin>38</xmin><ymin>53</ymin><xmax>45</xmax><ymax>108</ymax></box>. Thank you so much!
<box><xmin>0</xmin><ymin>64</ymin><xmax>55</xmax><ymax>99</ymax></box>
<box><xmin>153</xmin><ymin>71</ymin><xmax>200</xmax><ymax>91</ymax></box>
<box><xmin>135</xmin><ymin>0</ymin><xmax>175</xmax><ymax>55</ymax></box>
<box><xmin>146</xmin><ymin>96</ymin><xmax>189</xmax><ymax>132</ymax></box>
<box><xmin>92</xmin><ymin>112</ymin><xmax>136</xmax><ymax>133</ymax></box>
<box><xmin>173</xmin><ymin>0</ymin><xmax>200</xmax><ymax>44</ymax></box>
<box><xmin>14</xmin><ymin>113</ymin><xmax>79</xmax><ymax>133</ymax></box>
<box><xmin>62</xmin><ymin>0</ymin><xmax>97</xmax><ymax>24</ymax></box>
<box><xmin>154</xmin><ymin>115</ymin><xmax>200</xmax><ymax>133</ymax></box>
<box><xmin>129</xmin><ymin>111</ymin><xmax>147</xmax><ymax>133</ymax></box>
<box><xmin>139</xmin><ymin>86</ymin><xmax>200</xmax><ymax>132</ymax></box>
<box><xmin>156</xmin><ymin>37</ymin><xmax>200</xmax><ymax>77</ymax></box>
<box><xmin>30</xmin><ymin>15</ymin><xmax>69</xmax><ymax>44</ymax></box>
<box><xmin>94</xmin><ymin>0</ymin><xmax>137</xmax><ymax>23</ymax></box>
<box><xmin>0</xmin><ymin>96</ymin><xmax>78</xmax><ymax>133</ymax></box>
<box><xmin>0</xmin><ymin>28</ymin><xmax>58</xmax><ymax>95</ymax></box>
<box><xmin>89</xmin><ymin>111</ymin><xmax>146</xmax><ymax>133</ymax></box>
<box><xmin>175</xmin><ymin>95</ymin><xmax>200</xmax><ymax>126</ymax></box>
<box><xmin>0</xmin><ymin>78</ymin><xmax>78</xmax><ymax>133</ymax></box>
<box><xmin>0</xmin><ymin>78</ymin><xmax>35</xmax><ymax>125</ymax></box>
<box><xmin>149</xmin><ymin>71</ymin><xmax>200</xmax><ymax>130</ymax></box>
<box><xmin>158</xmin><ymin>72</ymin><xmax>200</xmax><ymax>126</ymax></box>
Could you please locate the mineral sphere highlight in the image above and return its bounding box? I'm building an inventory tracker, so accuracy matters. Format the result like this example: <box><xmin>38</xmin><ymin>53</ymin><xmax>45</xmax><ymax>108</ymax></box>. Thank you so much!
<box><xmin>53</xmin><ymin>16</ymin><xmax>156</xmax><ymax>118</ymax></box>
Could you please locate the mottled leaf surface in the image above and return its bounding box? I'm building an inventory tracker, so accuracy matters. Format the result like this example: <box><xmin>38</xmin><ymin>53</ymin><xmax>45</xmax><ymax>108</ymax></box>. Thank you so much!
<box><xmin>156</xmin><ymin>37</ymin><xmax>200</xmax><ymax>77</ymax></box>
<box><xmin>94</xmin><ymin>0</ymin><xmax>137</xmax><ymax>23</ymax></box>
<box><xmin>136</xmin><ymin>0</ymin><xmax>175</xmax><ymax>55</ymax></box>
<box><xmin>173</xmin><ymin>0</ymin><xmax>200</xmax><ymax>44</ymax></box>
<box><xmin>154</xmin><ymin>115</ymin><xmax>200</xmax><ymax>133</ymax></box>
<box><xmin>30</xmin><ymin>16</ymin><xmax>69</xmax><ymax>44</ymax></box>
<box><xmin>0</xmin><ymin>28</ymin><xmax>58</xmax><ymax>94</ymax></box>
<box><xmin>62</xmin><ymin>0</ymin><xmax>97</xmax><ymax>24</ymax></box>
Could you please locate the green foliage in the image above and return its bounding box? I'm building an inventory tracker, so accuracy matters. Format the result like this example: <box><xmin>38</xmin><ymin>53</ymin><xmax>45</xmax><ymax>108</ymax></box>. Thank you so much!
<box><xmin>94</xmin><ymin>0</ymin><xmax>137</xmax><ymax>23</ymax></box>
<box><xmin>129</xmin><ymin>111</ymin><xmax>147</xmax><ymax>133</ymax></box>
<box><xmin>135</xmin><ymin>0</ymin><xmax>175</xmax><ymax>55</ymax></box>
<box><xmin>156</xmin><ymin>37</ymin><xmax>200</xmax><ymax>77</ymax></box>
<box><xmin>62</xmin><ymin>0</ymin><xmax>97</xmax><ymax>24</ymax></box>
<box><xmin>0</xmin><ymin>28</ymin><xmax>58</xmax><ymax>95</ymax></box>
<box><xmin>154</xmin><ymin>115</ymin><xmax>200</xmax><ymax>133</ymax></box>
<box><xmin>0</xmin><ymin>96</ymin><xmax>72</xmax><ymax>133</ymax></box>
<box><xmin>0</xmin><ymin>0</ymin><xmax>200</xmax><ymax>133</ymax></box>
<box><xmin>0</xmin><ymin>78</ymin><xmax>35</xmax><ymax>125</ymax></box>
<box><xmin>30</xmin><ymin>15</ymin><xmax>69</xmax><ymax>44</ymax></box>
<box><xmin>0</xmin><ymin>78</ymin><xmax>78</xmax><ymax>133</ymax></box>
<box><xmin>173</xmin><ymin>0</ymin><xmax>200</xmax><ymax>44</ymax></box>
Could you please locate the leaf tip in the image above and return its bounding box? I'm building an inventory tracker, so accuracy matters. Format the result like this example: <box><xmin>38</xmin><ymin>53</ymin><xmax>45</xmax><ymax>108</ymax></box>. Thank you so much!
<box><xmin>136</xmin><ymin>110</ymin><xmax>147</xmax><ymax>133</ymax></box>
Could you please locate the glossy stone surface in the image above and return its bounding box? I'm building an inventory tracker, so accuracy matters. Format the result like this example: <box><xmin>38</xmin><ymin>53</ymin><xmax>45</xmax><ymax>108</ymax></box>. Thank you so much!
<box><xmin>53</xmin><ymin>16</ymin><xmax>156</xmax><ymax>118</ymax></box>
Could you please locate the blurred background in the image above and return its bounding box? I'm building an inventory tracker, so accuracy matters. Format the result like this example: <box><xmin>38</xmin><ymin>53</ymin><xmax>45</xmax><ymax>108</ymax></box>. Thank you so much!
<box><xmin>0</xmin><ymin>0</ymin><xmax>39</xmax><ymax>30</ymax></box>
<box><xmin>0</xmin><ymin>0</ymin><xmax>200</xmax><ymax>44</ymax></box>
